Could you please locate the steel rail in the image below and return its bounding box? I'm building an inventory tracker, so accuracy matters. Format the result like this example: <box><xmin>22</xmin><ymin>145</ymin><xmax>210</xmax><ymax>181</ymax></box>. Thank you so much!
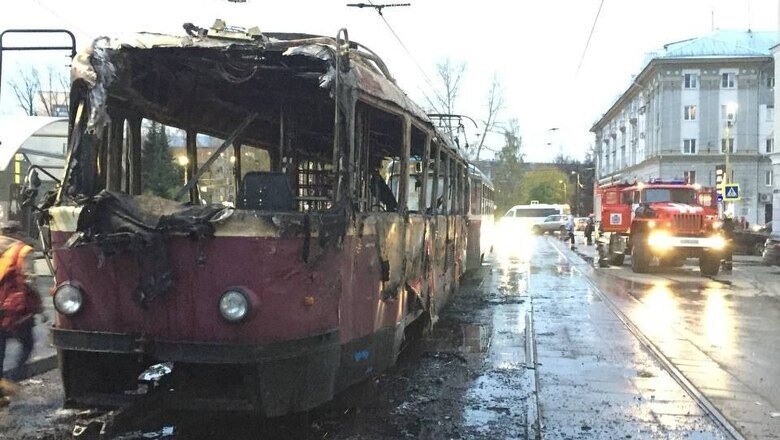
<box><xmin>548</xmin><ymin>238</ymin><xmax>745</xmax><ymax>440</ymax></box>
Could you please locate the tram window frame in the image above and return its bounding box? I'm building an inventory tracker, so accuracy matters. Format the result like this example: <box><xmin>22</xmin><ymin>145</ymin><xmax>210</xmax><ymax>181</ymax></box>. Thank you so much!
<box><xmin>404</xmin><ymin>125</ymin><xmax>428</xmax><ymax>213</ymax></box>
<box><xmin>356</xmin><ymin>103</ymin><xmax>406</xmax><ymax>213</ymax></box>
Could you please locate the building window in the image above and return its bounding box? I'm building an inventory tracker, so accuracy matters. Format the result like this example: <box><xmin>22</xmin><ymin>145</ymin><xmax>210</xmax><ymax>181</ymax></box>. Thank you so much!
<box><xmin>721</xmin><ymin>138</ymin><xmax>735</xmax><ymax>153</ymax></box>
<box><xmin>684</xmin><ymin>170</ymin><xmax>696</xmax><ymax>184</ymax></box>
<box><xmin>684</xmin><ymin>73</ymin><xmax>698</xmax><ymax>89</ymax></box>
<box><xmin>768</xmin><ymin>76</ymin><xmax>775</xmax><ymax>88</ymax></box>
<box><xmin>721</xmin><ymin>105</ymin><xmax>736</xmax><ymax>121</ymax></box>
<box><xmin>684</xmin><ymin>105</ymin><xmax>697</xmax><ymax>121</ymax></box>
<box><xmin>721</xmin><ymin>72</ymin><xmax>736</xmax><ymax>88</ymax></box>
<box><xmin>766</xmin><ymin>170</ymin><xmax>773</xmax><ymax>186</ymax></box>
<box><xmin>767</xmin><ymin>105</ymin><xmax>774</xmax><ymax>121</ymax></box>
<box><xmin>767</xmin><ymin>138</ymin><xmax>774</xmax><ymax>154</ymax></box>
<box><xmin>682</xmin><ymin>139</ymin><xmax>697</xmax><ymax>154</ymax></box>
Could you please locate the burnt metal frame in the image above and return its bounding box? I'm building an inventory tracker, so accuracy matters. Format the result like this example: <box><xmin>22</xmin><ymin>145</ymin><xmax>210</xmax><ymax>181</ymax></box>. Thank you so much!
<box><xmin>0</xmin><ymin>29</ymin><xmax>77</xmax><ymax>103</ymax></box>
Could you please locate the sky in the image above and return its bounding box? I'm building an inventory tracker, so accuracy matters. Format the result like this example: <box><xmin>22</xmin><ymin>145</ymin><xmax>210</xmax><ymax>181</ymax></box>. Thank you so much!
<box><xmin>0</xmin><ymin>0</ymin><xmax>778</xmax><ymax>162</ymax></box>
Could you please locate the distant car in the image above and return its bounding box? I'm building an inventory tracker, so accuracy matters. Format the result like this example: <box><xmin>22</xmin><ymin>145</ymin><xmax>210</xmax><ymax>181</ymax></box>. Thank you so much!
<box><xmin>531</xmin><ymin>215</ymin><xmax>570</xmax><ymax>235</ymax></box>
<box><xmin>762</xmin><ymin>233</ymin><xmax>780</xmax><ymax>266</ymax></box>
<box><xmin>575</xmin><ymin>217</ymin><xmax>588</xmax><ymax>231</ymax></box>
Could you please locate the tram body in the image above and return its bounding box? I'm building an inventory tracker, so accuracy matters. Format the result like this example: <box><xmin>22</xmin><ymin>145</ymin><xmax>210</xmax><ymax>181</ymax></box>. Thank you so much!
<box><xmin>466</xmin><ymin>166</ymin><xmax>495</xmax><ymax>271</ymax></box>
<box><xmin>40</xmin><ymin>23</ymin><xmax>476</xmax><ymax>416</ymax></box>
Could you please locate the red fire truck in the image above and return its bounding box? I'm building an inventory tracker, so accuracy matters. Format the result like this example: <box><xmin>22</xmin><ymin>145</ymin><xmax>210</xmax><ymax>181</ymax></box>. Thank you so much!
<box><xmin>594</xmin><ymin>179</ymin><xmax>725</xmax><ymax>276</ymax></box>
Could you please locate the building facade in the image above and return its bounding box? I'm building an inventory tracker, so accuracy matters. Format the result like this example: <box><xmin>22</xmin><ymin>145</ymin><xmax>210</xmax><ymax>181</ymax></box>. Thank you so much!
<box><xmin>772</xmin><ymin>40</ymin><xmax>780</xmax><ymax>231</ymax></box>
<box><xmin>592</xmin><ymin>30</ymin><xmax>776</xmax><ymax>226</ymax></box>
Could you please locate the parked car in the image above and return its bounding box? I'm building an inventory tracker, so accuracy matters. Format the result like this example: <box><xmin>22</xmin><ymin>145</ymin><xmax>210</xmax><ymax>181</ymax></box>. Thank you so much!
<box><xmin>762</xmin><ymin>233</ymin><xmax>780</xmax><ymax>266</ymax></box>
<box><xmin>531</xmin><ymin>214</ymin><xmax>570</xmax><ymax>235</ymax></box>
<box><xmin>734</xmin><ymin>224</ymin><xmax>771</xmax><ymax>256</ymax></box>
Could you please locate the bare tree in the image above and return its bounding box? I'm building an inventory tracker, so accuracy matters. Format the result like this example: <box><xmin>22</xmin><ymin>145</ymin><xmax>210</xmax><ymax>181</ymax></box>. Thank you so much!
<box><xmin>37</xmin><ymin>65</ymin><xmax>70</xmax><ymax>116</ymax></box>
<box><xmin>9</xmin><ymin>65</ymin><xmax>40</xmax><ymax>116</ymax></box>
<box><xmin>428</xmin><ymin>58</ymin><xmax>466</xmax><ymax>132</ymax></box>
<box><xmin>474</xmin><ymin>73</ymin><xmax>505</xmax><ymax>161</ymax></box>
<box><xmin>7</xmin><ymin>64</ymin><xmax>69</xmax><ymax>116</ymax></box>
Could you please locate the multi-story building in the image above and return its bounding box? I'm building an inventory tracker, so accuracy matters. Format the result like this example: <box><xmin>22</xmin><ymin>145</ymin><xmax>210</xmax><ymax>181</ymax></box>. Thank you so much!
<box><xmin>772</xmin><ymin>39</ymin><xmax>780</xmax><ymax>230</ymax></box>
<box><xmin>591</xmin><ymin>30</ymin><xmax>776</xmax><ymax>226</ymax></box>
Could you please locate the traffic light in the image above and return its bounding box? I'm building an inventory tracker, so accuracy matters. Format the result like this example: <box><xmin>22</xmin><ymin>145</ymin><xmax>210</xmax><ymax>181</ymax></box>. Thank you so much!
<box><xmin>715</xmin><ymin>165</ymin><xmax>725</xmax><ymax>189</ymax></box>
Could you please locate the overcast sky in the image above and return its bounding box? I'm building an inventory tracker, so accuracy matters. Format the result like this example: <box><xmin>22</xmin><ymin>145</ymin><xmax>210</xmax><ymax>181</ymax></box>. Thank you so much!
<box><xmin>1</xmin><ymin>0</ymin><xmax>778</xmax><ymax>162</ymax></box>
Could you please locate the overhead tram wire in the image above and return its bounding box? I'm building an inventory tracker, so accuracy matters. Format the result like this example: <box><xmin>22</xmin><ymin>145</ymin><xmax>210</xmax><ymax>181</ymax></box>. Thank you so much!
<box><xmin>348</xmin><ymin>1</ymin><xmax>450</xmax><ymax>117</ymax></box>
<box><xmin>575</xmin><ymin>0</ymin><xmax>606</xmax><ymax>78</ymax></box>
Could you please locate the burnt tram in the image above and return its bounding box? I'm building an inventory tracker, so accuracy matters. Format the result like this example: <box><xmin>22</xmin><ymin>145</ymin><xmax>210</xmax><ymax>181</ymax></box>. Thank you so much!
<box><xmin>34</xmin><ymin>22</ymin><xmax>491</xmax><ymax>416</ymax></box>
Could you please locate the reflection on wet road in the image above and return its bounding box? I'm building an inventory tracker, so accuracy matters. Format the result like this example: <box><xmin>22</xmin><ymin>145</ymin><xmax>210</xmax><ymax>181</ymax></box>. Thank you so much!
<box><xmin>582</xmin><ymin>251</ymin><xmax>780</xmax><ymax>439</ymax></box>
<box><xmin>461</xmin><ymin>244</ymin><xmax>534</xmax><ymax>438</ymax></box>
<box><xmin>496</xmin><ymin>235</ymin><xmax>729</xmax><ymax>439</ymax></box>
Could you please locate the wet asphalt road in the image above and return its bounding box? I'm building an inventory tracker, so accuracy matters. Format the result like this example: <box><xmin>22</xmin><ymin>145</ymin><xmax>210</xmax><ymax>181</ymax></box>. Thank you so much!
<box><xmin>572</xmin><ymin>242</ymin><xmax>780</xmax><ymax>438</ymax></box>
<box><xmin>4</xmin><ymin>234</ymin><xmax>778</xmax><ymax>438</ymax></box>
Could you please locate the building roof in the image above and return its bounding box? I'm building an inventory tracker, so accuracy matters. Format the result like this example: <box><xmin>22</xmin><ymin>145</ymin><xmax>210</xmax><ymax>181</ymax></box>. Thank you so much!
<box><xmin>592</xmin><ymin>29</ymin><xmax>778</xmax><ymax>132</ymax></box>
<box><xmin>646</xmin><ymin>29</ymin><xmax>777</xmax><ymax>61</ymax></box>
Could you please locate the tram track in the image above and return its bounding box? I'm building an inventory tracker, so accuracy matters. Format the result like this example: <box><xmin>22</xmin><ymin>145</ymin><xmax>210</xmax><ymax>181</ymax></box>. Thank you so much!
<box><xmin>548</xmin><ymin>238</ymin><xmax>745</xmax><ymax>440</ymax></box>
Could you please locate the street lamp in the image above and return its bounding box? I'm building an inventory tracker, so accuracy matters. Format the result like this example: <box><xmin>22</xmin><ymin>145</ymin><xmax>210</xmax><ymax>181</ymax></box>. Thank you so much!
<box><xmin>177</xmin><ymin>155</ymin><xmax>190</xmax><ymax>185</ymax></box>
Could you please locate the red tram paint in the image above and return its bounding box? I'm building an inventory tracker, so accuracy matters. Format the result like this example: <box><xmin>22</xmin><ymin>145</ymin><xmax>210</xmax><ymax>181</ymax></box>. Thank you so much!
<box><xmin>30</xmin><ymin>22</ymin><xmax>495</xmax><ymax>416</ymax></box>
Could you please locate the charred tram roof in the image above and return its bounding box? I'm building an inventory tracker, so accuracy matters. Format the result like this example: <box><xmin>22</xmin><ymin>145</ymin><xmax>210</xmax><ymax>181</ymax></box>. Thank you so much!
<box><xmin>65</xmin><ymin>25</ymin><xmax>464</xmax><ymax>200</ymax></box>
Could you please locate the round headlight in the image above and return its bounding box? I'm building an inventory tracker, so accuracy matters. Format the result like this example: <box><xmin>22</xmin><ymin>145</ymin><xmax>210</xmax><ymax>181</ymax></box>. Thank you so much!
<box><xmin>219</xmin><ymin>290</ymin><xmax>250</xmax><ymax>322</ymax></box>
<box><xmin>54</xmin><ymin>283</ymin><xmax>84</xmax><ymax>316</ymax></box>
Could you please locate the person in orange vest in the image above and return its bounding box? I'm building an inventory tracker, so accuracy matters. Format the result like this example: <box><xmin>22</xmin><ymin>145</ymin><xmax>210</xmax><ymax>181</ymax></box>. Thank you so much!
<box><xmin>0</xmin><ymin>221</ymin><xmax>42</xmax><ymax>407</ymax></box>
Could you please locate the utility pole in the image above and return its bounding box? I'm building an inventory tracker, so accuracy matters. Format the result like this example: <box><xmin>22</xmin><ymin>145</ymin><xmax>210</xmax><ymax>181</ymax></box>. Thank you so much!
<box><xmin>723</xmin><ymin>102</ymin><xmax>737</xmax><ymax>216</ymax></box>
<box><xmin>571</xmin><ymin>170</ymin><xmax>583</xmax><ymax>216</ymax></box>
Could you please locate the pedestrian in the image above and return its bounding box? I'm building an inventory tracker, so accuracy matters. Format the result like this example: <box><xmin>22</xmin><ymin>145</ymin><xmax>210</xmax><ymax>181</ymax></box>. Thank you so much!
<box><xmin>584</xmin><ymin>214</ymin><xmax>595</xmax><ymax>246</ymax></box>
<box><xmin>722</xmin><ymin>215</ymin><xmax>735</xmax><ymax>273</ymax></box>
<box><xmin>565</xmin><ymin>216</ymin><xmax>576</xmax><ymax>250</ymax></box>
<box><xmin>0</xmin><ymin>221</ymin><xmax>42</xmax><ymax>407</ymax></box>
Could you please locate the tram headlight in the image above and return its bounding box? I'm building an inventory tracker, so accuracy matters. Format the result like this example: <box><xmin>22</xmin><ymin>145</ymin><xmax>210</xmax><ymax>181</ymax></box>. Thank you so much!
<box><xmin>53</xmin><ymin>283</ymin><xmax>84</xmax><ymax>316</ymax></box>
<box><xmin>219</xmin><ymin>289</ymin><xmax>250</xmax><ymax>323</ymax></box>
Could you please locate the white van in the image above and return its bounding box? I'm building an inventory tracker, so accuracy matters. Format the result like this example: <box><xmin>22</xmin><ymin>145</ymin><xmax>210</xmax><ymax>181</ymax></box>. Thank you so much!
<box><xmin>502</xmin><ymin>203</ymin><xmax>571</xmax><ymax>232</ymax></box>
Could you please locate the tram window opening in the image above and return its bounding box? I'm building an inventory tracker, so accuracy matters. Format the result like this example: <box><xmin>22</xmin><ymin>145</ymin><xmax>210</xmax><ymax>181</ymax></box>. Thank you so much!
<box><xmin>421</xmin><ymin>141</ymin><xmax>437</xmax><ymax>213</ymax></box>
<box><xmin>359</xmin><ymin>104</ymin><xmax>403</xmax><ymax>213</ymax></box>
<box><xmin>191</xmin><ymin>134</ymin><xmax>237</xmax><ymax>207</ymax></box>
<box><xmin>470</xmin><ymin>178</ymin><xmax>482</xmax><ymax>216</ymax></box>
<box><xmin>404</xmin><ymin>126</ymin><xmax>427</xmax><ymax>213</ymax></box>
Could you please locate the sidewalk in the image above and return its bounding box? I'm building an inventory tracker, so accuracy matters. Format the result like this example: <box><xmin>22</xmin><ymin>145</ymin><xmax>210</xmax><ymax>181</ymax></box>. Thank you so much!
<box><xmin>2</xmin><ymin>257</ymin><xmax>57</xmax><ymax>380</ymax></box>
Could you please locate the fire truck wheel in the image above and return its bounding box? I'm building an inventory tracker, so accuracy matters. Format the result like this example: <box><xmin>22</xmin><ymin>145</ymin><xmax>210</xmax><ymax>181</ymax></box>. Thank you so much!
<box><xmin>631</xmin><ymin>237</ymin><xmax>650</xmax><ymax>273</ymax></box>
<box><xmin>699</xmin><ymin>252</ymin><xmax>720</xmax><ymax>277</ymax></box>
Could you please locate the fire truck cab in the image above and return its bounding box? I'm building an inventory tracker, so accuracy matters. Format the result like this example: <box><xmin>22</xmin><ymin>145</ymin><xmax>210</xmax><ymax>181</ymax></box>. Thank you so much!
<box><xmin>594</xmin><ymin>179</ymin><xmax>725</xmax><ymax>276</ymax></box>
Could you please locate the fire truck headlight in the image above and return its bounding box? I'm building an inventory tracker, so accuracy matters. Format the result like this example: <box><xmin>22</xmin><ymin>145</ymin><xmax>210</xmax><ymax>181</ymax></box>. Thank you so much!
<box><xmin>712</xmin><ymin>221</ymin><xmax>723</xmax><ymax>230</ymax></box>
<box><xmin>53</xmin><ymin>283</ymin><xmax>84</xmax><ymax>316</ymax></box>
<box><xmin>647</xmin><ymin>230</ymin><xmax>673</xmax><ymax>250</ymax></box>
<box><xmin>648</xmin><ymin>220</ymin><xmax>657</xmax><ymax>228</ymax></box>
<box><xmin>706</xmin><ymin>235</ymin><xmax>727</xmax><ymax>250</ymax></box>
<box><xmin>219</xmin><ymin>289</ymin><xmax>250</xmax><ymax>322</ymax></box>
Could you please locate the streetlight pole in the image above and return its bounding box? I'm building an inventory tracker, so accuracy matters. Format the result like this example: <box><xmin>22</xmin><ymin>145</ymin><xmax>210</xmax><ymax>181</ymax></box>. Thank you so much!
<box><xmin>177</xmin><ymin>155</ymin><xmax>190</xmax><ymax>185</ymax></box>
<box><xmin>571</xmin><ymin>170</ymin><xmax>582</xmax><ymax>216</ymax></box>
<box><xmin>558</xmin><ymin>179</ymin><xmax>567</xmax><ymax>204</ymax></box>
<box><xmin>722</xmin><ymin>102</ymin><xmax>737</xmax><ymax>217</ymax></box>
